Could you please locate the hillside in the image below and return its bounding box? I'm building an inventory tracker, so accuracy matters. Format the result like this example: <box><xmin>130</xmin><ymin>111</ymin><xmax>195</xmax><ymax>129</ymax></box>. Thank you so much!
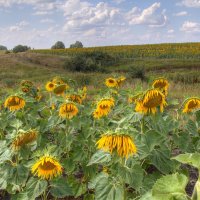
<box><xmin>0</xmin><ymin>43</ymin><xmax>200</xmax><ymax>99</ymax></box>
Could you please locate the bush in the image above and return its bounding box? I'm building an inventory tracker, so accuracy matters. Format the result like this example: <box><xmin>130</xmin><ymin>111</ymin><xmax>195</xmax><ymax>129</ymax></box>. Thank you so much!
<box><xmin>0</xmin><ymin>45</ymin><xmax>7</xmax><ymax>50</ymax></box>
<box><xmin>129</xmin><ymin>66</ymin><xmax>146</xmax><ymax>81</ymax></box>
<box><xmin>63</xmin><ymin>55</ymin><xmax>98</xmax><ymax>72</ymax></box>
<box><xmin>13</xmin><ymin>45</ymin><xmax>30</xmax><ymax>53</ymax></box>
<box><xmin>5</xmin><ymin>50</ymin><xmax>10</xmax><ymax>54</ymax></box>
<box><xmin>51</xmin><ymin>41</ymin><xmax>65</xmax><ymax>49</ymax></box>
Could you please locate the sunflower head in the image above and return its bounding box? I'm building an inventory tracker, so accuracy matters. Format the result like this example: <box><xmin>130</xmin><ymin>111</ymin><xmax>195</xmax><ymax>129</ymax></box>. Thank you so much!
<box><xmin>182</xmin><ymin>97</ymin><xmax>200</xmax><ymax>113</ymax></box>
<box><xmin>21</xmin><ymin>80</ymin><xmax>33</xmax><ymax>88</ymax></box>
<box><xmin>96</xmin><ymin>133</ymin><xmax>137</xmax><ymax>158</ymax></box>
<box><xmin>135</xmin><ymin>89</ymin><xmax>167</xmax><ymax>114</ymax></box>
<box><xmin>59</xmin><ymin>102</ymin><xmax>78</xmax><ymax>119</ymax></box>
<box><xmin>128</xmin><ymin>93</ymin><xmax>143</xmax><ymax>104</ymax></box>
<box><xmin>105</xmin><ymin>78</ymin><xmax>118</xmax><ymax>88</ymax></box>
<box><xmin>52</xmin><ymin>77</ymin><xmax>65</xmax><ymax>85</ymax></box>
<box><xmin>53</xmin><ymin>84</ymin><xmax>69</xmax><ymax>95</ymax></box>
<box><xmin>152</xmin><ymin>78</ymin><xmax>169</xmax><ymax>96</ymax></box>
<box><xmin>117</xmin><ymin>76</ymin><xmax>126</xmax><ymax>87</ymax></box>
<box><xmin>66</xmin><ymin>94</ymin><xmax>83</xmax><ymax>104</ymax></box>
<box><xmin>4</xmin><ymin>96</ymin><xmax>25</xmax><ymax>111</ymax></box>
<box><xmin>31</xmin><ymin>155</ymin><xmax>63</xmax><ymax>180</ymax></box>
<box><xmin>21</xmin><ymin>87</ymin><xmax>30</xmax><ymax>93</ymax></box>
<box><xmin>81</xmin><ymin>86</ymin><xmax>87</xmax><ymax>100</ymax></box>
<box><xmin>12</xmin><ymin>129</ymin><xmax>38</xmax><ymax>150</ymax></box>
<box><xmin>45</xmin><ymin>81</ymin><xmax>55</xmax><ymax>92</ymax></box>
<box><xmin>94</xmin><ymin>98</ymin><xmax>115</xmax><ymax>118</ymax></box>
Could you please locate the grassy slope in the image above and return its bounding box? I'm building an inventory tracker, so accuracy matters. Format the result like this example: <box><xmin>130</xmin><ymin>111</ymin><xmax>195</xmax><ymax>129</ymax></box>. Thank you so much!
<box><xmin>0</xmin><ymin>50</ymin><xmax>199</xmax><ymax>100</ymax></box>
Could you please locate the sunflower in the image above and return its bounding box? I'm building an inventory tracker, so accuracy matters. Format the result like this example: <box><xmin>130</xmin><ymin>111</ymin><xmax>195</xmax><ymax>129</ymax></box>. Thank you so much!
<box><xmin>21</xmin><ymin>87</ymin><xmax>30</xmax><ymax>93</ymax></box>
<box><xmin>66</xmin><ymin>94</ymin><xmax>83</xmax><ymax>104</ymax></box>
<box><xmin>12</xmin><ymin>130</ymin><xmax>38</xmax><ymax>150</ymax></box>
<box><xmin>96</xmin><ymin>133</ymin><xmax>137</xmax><ymax>158</ymax></box>
<box><xmin>93</xmin><ymin>98</ymin><xmax>115</xmax><ymax>118</ymax></box>
<box><xmin>53</xmin><ymin>84</ymin><xmax>69</xmax><ymax>95</ymax></box>
<box><xmin>31</xmin><ymin>155</ymin><xmax>63</xmax><ymax>180</ymax></box>
<box><xmin>82</xmin><ymin>86</ymin><xmax>87</xmax><ymax>100</ymax></box>
<box><xmin>135</xmin><ymin>89</ymin><xmax>167</xmax><ymax>114</ymax></box>
<box><xmin>182</xmin><ymin>97</ymin><xmax>200</xmax><ymax>113</ymax></box>
<box><xmin>59</xmin><ymin>102</ymin><xmax>78</xmax><ymax>119</ymax></box>
<box><xmin>117</xmin><ymin>76</ymin><xmax>126</xmax><ymax>87</ymax></box>
<box><xmin>4</xmin><ymin>96</ymin><xmax>25</xmax><ymax>111</ymax></box>
<box><xmin>52</xmin><ymin>77</ymin><xmax>65</xmax><ymax>85</ymax></box>
<box><xmin>128</xmin><ymin>93</ymin><xmax>143</xmax><ymax>104</ymax></box>
<box><xmin>105</xmin><ymin>78</ymin><xmax>118</xmax><ymax>88</ymax></box>
<box><xmin>45</xmin><ymin>81</ymin><xmax>55</xmax><ymax>92</ymax></box>
<box><xmin>152</xmin><ymin>78</ymin><xmax>169</xmax><ymax>96</ymax></box>
<box><xmin>21</xmin><ymin>80</ymin><xmax>33</xmax><ymax>87</ymax></box>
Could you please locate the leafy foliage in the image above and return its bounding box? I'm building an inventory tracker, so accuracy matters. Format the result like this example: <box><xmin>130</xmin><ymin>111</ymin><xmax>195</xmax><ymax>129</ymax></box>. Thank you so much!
<box><xmin>0</xmin><ymin>76</ymin><xmax>199</xmax><ymax>199</ymax></box>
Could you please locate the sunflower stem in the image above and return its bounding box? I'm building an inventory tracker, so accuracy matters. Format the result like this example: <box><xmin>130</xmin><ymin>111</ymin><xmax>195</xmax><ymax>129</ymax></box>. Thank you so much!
<box><xmin>141</xmin><ymin>116</ymin><xmax>145</xmax><ymax>134</ymax></box>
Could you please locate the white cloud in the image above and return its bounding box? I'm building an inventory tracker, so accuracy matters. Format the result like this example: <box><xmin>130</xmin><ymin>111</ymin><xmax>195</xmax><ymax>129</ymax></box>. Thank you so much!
<box><xmin>0</xmin><ymin>0</ymin><xmax>61</xmax><ymax>15</ymax></box>
<box><xmin>181</xmin><ymin>21</ymin><xmax>200</xmax><ymax>32</ymax></box>
<box><xmin>62</xmin><ymin>1</ymin><xmax>121</xmax><ymax>31</ymax></box>
<box><xmin>126</xmin><ymin>2</ymin><xmax>167</xmax><ymax>27</ymax></box>
<box><xmin>168</xmin><ymin>29</ymin><xmax>174</xmax><ymax>33</ymax></box>
<box><xmin>9</xmin><ymin>20</ymin><xmax>29</xmax><ymax>32</ymax></box>
<box><xmin>40</xmin><ymin>18</ymin><xmax>55</xmax><ymax>23</ymax></box>
<box><xmin>180</xmin><ymin>0</ymin><xmax>200</xmax><ymax>7</ymax></box>
<box><xmin>174</xmin><ymin>11</ymin><xmax>188</xmax><ymax>16</ymax></box>
<box><xmin>113</xmin><ymin>0</ymin><xmax>126</xmax><ymax>4</ymax></box>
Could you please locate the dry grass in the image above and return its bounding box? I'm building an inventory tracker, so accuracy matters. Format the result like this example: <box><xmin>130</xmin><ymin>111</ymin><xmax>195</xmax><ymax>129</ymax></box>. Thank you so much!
<box><xmin>0</xmin><ymin>52</ymin><xmax>199</xmax><ymax>101</ymax></box>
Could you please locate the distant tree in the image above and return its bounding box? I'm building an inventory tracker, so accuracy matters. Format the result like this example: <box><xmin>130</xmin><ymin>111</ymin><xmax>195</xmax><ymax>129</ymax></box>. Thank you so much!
<box><xmin>51</xmin><ymin>41</ymin><xmax>65</xmax><ymax>49</ymax></box>
<box><xmin>0</xmin><ymin>45</ymin><xmax>7</xmax><ymax>50</ymax></box>
<box><xmin>70</xmin><ymin>41</ymin><xmax>83</xmax><ymax>48</ymax></box>
<box><xmin>13</xmin><ymin>45</ymin><xmax>30</xmax><ymax>53</ymax></box>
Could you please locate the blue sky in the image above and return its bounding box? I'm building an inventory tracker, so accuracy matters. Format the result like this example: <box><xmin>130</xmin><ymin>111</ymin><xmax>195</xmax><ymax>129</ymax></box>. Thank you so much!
<box><xmin>0</xmin><ymin>0</ymin><xmax>200</xmax><ymax>49</ymax></box>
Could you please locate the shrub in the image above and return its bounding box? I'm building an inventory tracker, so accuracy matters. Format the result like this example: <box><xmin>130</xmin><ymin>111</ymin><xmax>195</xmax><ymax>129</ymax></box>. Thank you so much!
<box><xmin>63</xmin><ymin>54</ymin><xmax>98</xmax><ymax>72</ymax></box>
<box><xmin>13</xmin><ymin>45</ymin><xmax>30</xmax><ymax>53</ymax></box>
<box><xmin>129</xmin><ymin>65</ymin><xmax>146</xmax><ymax>81</ymax></box>
<box><xmin>51</xmin><ymin>41</ymin><xmax>65</xmax><ymax>49</ymax></box>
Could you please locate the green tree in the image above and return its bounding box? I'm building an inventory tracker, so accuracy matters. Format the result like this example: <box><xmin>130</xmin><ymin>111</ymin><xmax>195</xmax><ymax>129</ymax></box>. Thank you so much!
<box><xmin>0</xmin><ymin>45</ymin><xmax>7</xmax><ymax>50</ymax></box>
<box><xmin>51</xmin><ymin>41</ymin><xmax>65</xmax><ymax>49</ymax></box>
<box><xmin>70</xmin><ymin>41</ymin><xmax>83</xmax><ymax>48</ymax></box>
<box><xmin>13</xmin><ymin>45</ymin><xmax>30</xmax><ymax>53</ymax></box>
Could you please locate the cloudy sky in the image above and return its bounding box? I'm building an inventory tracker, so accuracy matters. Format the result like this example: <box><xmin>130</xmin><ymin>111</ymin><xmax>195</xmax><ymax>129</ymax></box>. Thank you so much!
<box><xmin>0</xmin><ymin>0</ymin><xmax>200</xmax><ymax>49</ymax></box>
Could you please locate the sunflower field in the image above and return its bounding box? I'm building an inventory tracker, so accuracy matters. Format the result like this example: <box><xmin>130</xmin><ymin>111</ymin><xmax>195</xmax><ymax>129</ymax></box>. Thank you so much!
<box><xmin>0</xmin><ymin>76</ymin><xmax>200</xmax><ymax>200</ymax></box>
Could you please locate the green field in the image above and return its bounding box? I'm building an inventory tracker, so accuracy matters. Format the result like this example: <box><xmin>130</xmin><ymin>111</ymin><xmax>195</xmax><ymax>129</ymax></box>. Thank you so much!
<box><xmin>0</xmin><ymin>43</ymin><xmax>200</xmax><ymax>99</ymax></box>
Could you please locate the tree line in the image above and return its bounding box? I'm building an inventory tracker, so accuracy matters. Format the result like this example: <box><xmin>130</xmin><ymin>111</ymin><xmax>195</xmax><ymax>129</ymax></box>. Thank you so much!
<box><xmin>0</xmin><ymin>41</ymin><xmax>83</xmax><ymax>53</ymax></box>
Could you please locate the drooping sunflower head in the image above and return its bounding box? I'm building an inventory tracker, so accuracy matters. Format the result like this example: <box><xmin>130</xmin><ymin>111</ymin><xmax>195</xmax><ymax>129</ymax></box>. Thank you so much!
<box><xmin>96</xmin><ymin>133</ymin><xmax>137</xmax><ymax>158</ymax></box>
<box><xmin>135</xmin><ymin>89</ymin><xmax>167</xmax><ymax>114</ymax></box>
<box><xmin>105</xmin><ymin>78</ymin><xmax>118</xmax><ymax>88</ymax></box>
<box><xmin>182</xmin><ymin>97</ymin><xmax>200</xmax><ymax>113</ymax></box>
<box><xmin>4</xmin><ymin>96</ymin><xmax>25</xmax><ymax>111</ymax></box>
<box><xmin>66</xmin><ymin>94</ymin><xmax>83</xmax><ymax>104</ymax></box>
<box><xmin>12</xmin><ymin>129</ymin><xmax>38</xmax><ymax>150</ymax></box>
<box><xmin>93</xmin><ymin>109</ymin><xmax>103</xmax><ymax>119</ymax></box>
<box><xmin>53</xmin><ymin>84</ymin><xmax>69</xmax><ymax>95</ymax></box>
<box><xmin>117</xmin><ymin>76</ymin><xmax>126</xmax><ymax>87</ymax></box>
<box><xmin>31</xmin><ymin>155</ymin><xmax>63</xmax><ymax>180</ymax></box>
<box><xmin>45</xmin><ymin>81</ymin><xmax>55</xmax><ymax>92</ymax></box>
<box><xmin>152</xmin><ymin>78</ymin><xmax>169</xmax><ymax>95</ymax></box>
<box><xmin>21</xmin><ymin>87</ymin><xmax>30</xmax><ymax>93</ymax></box>
<box><xmin>20</xmin><ymin>80</ymin><xmax>33</xmax><ymax>88</ymax></box>
<box><xmin>59</xmin><ymin>102</ymin><xmax>78</xmax><ymax>119</ymax></box>
<box><xmin>93</xmin><ymin>98</ymin><xmax>115</xmax><ymax>118</ymax></box>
